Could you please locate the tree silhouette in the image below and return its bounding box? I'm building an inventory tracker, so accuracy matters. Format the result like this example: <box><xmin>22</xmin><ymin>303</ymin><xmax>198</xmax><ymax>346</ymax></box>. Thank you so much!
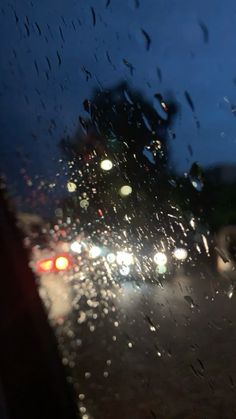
<box><xmin>59</xmin><ymin>82</ymin><xmax>185</xmax><ymax>251</ymax></box>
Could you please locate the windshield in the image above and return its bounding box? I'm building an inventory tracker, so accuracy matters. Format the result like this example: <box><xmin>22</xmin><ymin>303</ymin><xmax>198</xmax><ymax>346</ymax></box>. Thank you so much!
<box><xmin>1</xmin><ymin>1</ymin><xmax>236</xmax><ymax>418</ymax></box>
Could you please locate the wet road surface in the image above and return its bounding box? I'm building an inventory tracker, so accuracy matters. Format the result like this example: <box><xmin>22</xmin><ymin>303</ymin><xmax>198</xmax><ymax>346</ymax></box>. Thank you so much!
<box><xmin>50</xmin><ymin>264</ymin><xmax>236</xmax><ymax>419</ymax></box>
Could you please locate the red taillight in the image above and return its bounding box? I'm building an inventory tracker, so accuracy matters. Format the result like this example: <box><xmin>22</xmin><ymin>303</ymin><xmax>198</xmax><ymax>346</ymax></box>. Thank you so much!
<box><xmin>36</xmin><ymin>254</ymin><xmax>72</xmax><ymax>273</ymax></box>
<box><xmin>54</xmin><ymin>255</ymin><xmax>71</xmax><ymax>271</ymax></box>
<box><xmin>36</xmin><ymin>258</ymin><xmax>54</xmax><ymax>273</ymax></box>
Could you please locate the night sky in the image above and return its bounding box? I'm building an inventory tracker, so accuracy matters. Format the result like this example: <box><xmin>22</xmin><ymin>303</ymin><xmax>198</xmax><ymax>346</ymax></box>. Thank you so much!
<box><xmin>1</xmin><ymin>0</ymin><xmax>236</xmax><ymax>201</ymax></box>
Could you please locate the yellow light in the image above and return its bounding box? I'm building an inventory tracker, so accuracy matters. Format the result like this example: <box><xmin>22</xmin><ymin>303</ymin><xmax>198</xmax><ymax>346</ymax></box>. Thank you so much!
<box><xmin>116</xmin><ymin>251</ymin><xmax>133</xmax><ymax>266</ymax></box>
<box><xmin>100</xmin><ymin>159</ymin><xmax>113</xmax><ymax>171</ymax></box>
<box><xmin>119</xmin><ymin>185</ymin><xmax>132</xmax><ymax>197</ymax></box>
<box><xmin>153</xmin><ymin>252</ymin><xmax>167</xmax><ymax>265</ymax></box>
<box><xmin>67</xmin><ymin>181</ymin><xmax>77</xmax><ymax>192</ymax></box>
<box><xmin>55</xmin><ymin>256</ymin><xmax>70</xmax><ymax>271</ymax></box>
<box><xmin>37</xmin><ymin>258</ymin><xmax>53</xmax><ymax>273</ymax></box>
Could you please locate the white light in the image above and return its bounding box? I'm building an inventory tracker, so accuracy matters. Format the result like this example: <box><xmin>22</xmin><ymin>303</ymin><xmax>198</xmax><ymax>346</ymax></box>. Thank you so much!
<box><xmin>67</xmin><ymin>181</ymin><xmax>77</xmax><ymax>192</ymax></box>
<box><xmin>119</xmin><ymin>185</ymin><xmax>132</xmax><ymax>197</ymax></box>
<box><xmin>89</xmin><ymin>246</ymin><xmax>102</xmax><ymax>258</ymax></box>
<box><xmin>107</xmin><ymin>253</ymin><xmax>116</xmax><ymax>263</ymax></box>
<box><xmin>70</xmin><ymin>241</ymin><xmax>82</xmax><ymax>254</ymax></box>
<box><xmin>153</xmin><ymin>252</ymin><xmax>167</xmax><ymax>265</ymax></box>
<box><xmin>119</xmin><ymin>266</ymin><xmax>130</xmax><ymax>276</ymax></box>
<box><xmin>173</xmin><ymin>248</ymin><xmax>188</xmax><ymax>261</ymax></box>
<box><xmin>100</xmin><ymin>159</ymin><xmax>113</xmax><ymax>171</ymax></box>
<box><xmin>116</xmin><ymin>251</ymin><xmax>134</xmax><ymax>266</ymax></box>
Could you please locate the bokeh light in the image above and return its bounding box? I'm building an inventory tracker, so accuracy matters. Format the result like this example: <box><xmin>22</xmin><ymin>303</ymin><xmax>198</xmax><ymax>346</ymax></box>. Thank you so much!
<box><xmin>173</xmin><ymin>248</ymin><xmax>188</xmax><ymax>261</ymax></box>
<box><xmin>100</xmin><ymin>159</ymin><xmax>113</xmax><ymax>171</ymax></box>
<box><xmin>89</xmin><ymin>246</ymin><xmax>102</xmax><ymax>258</ymax></box>
<box><xmin>55</xmin><ymin>256</ymin><xmax>70</xmax><ymax>271</ymax></box>
<box><xmin>70</xmin><ymin>241</ymin><xmax>82</xmax><ymax>254</ymax></box>
<box><xmin>119</xmin><ymin>185</ymin><xmax>132</xmax><ymax>196</ymax></box>
<box><xmin>153</xmin><ymin>252</ymin><xmax>167</xmax><ymax>265</ymax></box>
<box><xmin>107</xmin><ymin>253</ymin><xmax>116</xmax><ymax>263</ymax></box>
<box><xmin>67</xmin><ymin>181</ymin><xmax>77</xmax><ymax>192</ymax></box>
<box><xmin>156</xmin><ymin>264</ymin><xmax>167</xmax><ymax>274</ymax></box>
<box><xmin>116</xmin><ymin>251</ymin><xmax>134</xmax><ymax>266</ymax></box>
<box><xmin>119</xmin><ymin>266</ymin><xmax>130</xmax><ymax>276</ymax></box>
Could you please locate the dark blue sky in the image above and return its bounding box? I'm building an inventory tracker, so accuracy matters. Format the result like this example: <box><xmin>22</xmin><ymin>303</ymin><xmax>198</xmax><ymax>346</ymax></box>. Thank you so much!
<box><xmin>1</xmin><ymin>0</ymin><xmax>236</xmax><ymax>197</ymax></box>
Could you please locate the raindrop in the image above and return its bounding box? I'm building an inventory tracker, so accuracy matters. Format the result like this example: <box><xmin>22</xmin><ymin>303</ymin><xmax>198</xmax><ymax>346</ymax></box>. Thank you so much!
<box><xmin>12</xmin><ymin>8</ymin><xmax>19</xmax><ymax>24</ymax></box>
<box><xmin>106</xmin><ymin>51</ymin><xmax>115</xmax><ymax>69</ymax></box>
<box><xmin>57</xmin><ymin>51</ymin><xmax>62</xmax><ymax>66</ymax></box>
<box><xmin>189</xmin><ymin>162</ymin><xmax>204</xmax><ymax>191</ymax></box>
<box><xmin>156</xmin><ymin>67</ymin><xmax>162</xmax><ymax>83</ymax></box>
<box><xmin>46</xmin><ymin>56</ymin><xmax>52</xmax><ymax>71</ymax></box>
<box><xmin>197</xmin><ymin>359</ymin><xmax>205</xmax><ymax>372</ymax></box>
<box><xmin>190</xmin><ymin>177</ymin><xmax>203</xmax><ymax>191</ymax></box>
<box><xmin>123</xmin><ymin>59</ymin><xmax>135</xmax><ymax>75</ymax></box>
<box><xmin>90</xmin><ymin>7</ymin><xmax>96</xmax><ymax>26</ymax></box>
<box><xmin>24</xmin><ymin>22</ymin><xmax>30</xmax><ymax>36</ymax></box>
<box><xmin>154</xmin><ymin>93</ymin><xmax>168</xmax><ymax>119</ymax></box>
<box><xmin>35</xmin><ymin>22</ymin><xmax>41</xmax><ymax>35</ymax></box>
<box><xmin>229</xmin><ymin>375</ymin><xmax>234</xmax><ymax>388</ymax></box>
<box><xmin>184</xmin><ymin>91</ymin><xmax>195</xmax><ymax>112</ymax></box>
<box><xmin>140</xmin><ymin>28</ymin><xmax>151</xmax><ymax>51</ymax></box>
<box><xmin>123</xmin><ymin>89</ymin><xmax>134</xmax><ymax>104</ymax></box>
<box><xmin>142</xmin><ymin>113</ymin><xmax>152</xmax><ymax>131</ymax></box>
<box><xmin>184</xmin><ymin>295</ymin><xmax>196</xmax><ymax>308</ymax></box>
<box><xmin>34</xmin><ymin>60</ymin><xmax>39</xmax><ymax>76</ymax></box>
<box><xmin>198</xmin><ymin>20</ymin><xmax>209</xmax><ymax>43</ymax></box>
<box><xmin>59</xmin><ymin>26</ymin><xmax>65</xmax><ymax>42</ymax></box>
<box><xmin>188</xmin><ymin>144</ymin><xmax>193</xmax><ymax>156</ymax></box>
<box><xmin>227</xmin><ymin>284</ymin><xmax>234</xmax><ymax>299</ymax></box>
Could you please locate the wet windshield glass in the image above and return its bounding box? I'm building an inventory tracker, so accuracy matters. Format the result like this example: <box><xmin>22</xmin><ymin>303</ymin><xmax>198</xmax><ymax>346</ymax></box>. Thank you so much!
<box><xmin>1</xmin><ymin>1</ymin><xmax>236</xmax><ymax>418</ymax></box>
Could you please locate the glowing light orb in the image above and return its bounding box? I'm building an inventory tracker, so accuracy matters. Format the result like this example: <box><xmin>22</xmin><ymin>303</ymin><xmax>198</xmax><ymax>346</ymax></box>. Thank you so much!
<box><xmin>119</xmin><ymin>185</ymin><xmax>132</xmax><ymax>197</ymax></box>
<box><xmin>116</xmin><ymin>251</ymin><xmax>133</xmax><ymax>266</ymax></box>
<box><xmin>100</xmin><ymin>159</ymin><xmax>113</xmax><ymax>171</ymax></box>
<box><xmin>70</xmin><ymin>241</ymin><xmax>82</xmax><ymax>254</ymax></box>
<box><xmin>173</xmin><ymin>248</ymin><xmax>188</xmax><ymax>261</ymax></box>
<box><xmin>153</xmin><ymin>252</ymin><xmax>167</xmax><ymax>265</ymax></box>
<box><xmin>156</xmin><ymin>264</ymin><xmax>167</xmax><ymax>274</ymax></box>
<box><xmin>119</xmin><ymin>266</ymin><xmax>130</xmax><ymax>276</ymax></box>
<box><xmin>107</xmin><ymin>253</ymin><xmax>116</xmax><ymax>263</ymax></box>
<box><xmin>55</xmin><ymin>256</ymin><xmax>70</xmax><ymax>271</ymax></box>
<box><xmin>89</xmin><ymin>246</ymin><xmax>102</xmax><ymax>258</ymax></box>
<box><xmin>67</xmin><ymin>181</ymin><xmax>77</xmax><ymax>192</ymax></box>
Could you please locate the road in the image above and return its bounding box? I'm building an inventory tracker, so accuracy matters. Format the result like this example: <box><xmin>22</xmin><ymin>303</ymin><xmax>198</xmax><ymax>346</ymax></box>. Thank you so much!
<box><xmin>46</xmin><ymin>261</ymin><xmax>236</xmax><ymax>419</ymax></box>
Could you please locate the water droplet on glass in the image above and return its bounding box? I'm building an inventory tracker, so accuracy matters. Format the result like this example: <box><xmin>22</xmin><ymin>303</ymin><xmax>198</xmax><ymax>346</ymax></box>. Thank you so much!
<box><xmin>184</xmin><ymin>295</ymin><xmax>195</xmax><ymax>308</ymax></box>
